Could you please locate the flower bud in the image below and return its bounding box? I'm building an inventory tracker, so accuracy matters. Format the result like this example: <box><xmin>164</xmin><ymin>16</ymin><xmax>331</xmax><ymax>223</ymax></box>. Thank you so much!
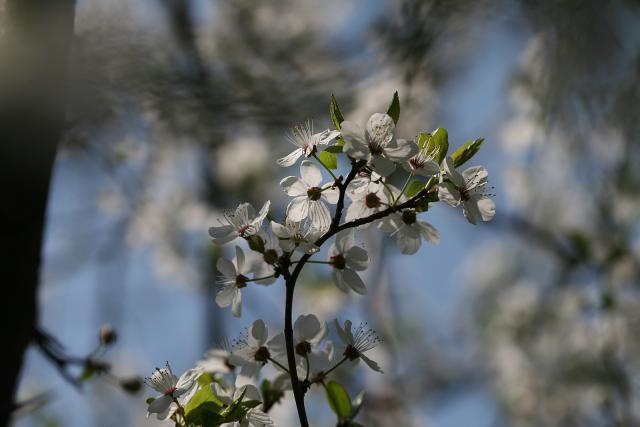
<box><xmin>99</xmin><ymin>325</ymin><xmax>117</xmax><ymax>345</ymax></box>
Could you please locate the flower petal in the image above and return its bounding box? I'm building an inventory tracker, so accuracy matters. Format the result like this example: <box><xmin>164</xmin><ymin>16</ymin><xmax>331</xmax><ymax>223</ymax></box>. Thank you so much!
<box><xmin>345</xmin><ymin>246</ymin><xmax>369</xmax><ymax>270</ymax></box>
<box><xmin>477</xmin><ymin>196</ymin><xmax>496</xmax><ymax>221</ymax></box>
<box><xmin>463</xmin><ymin>200</ymin><xmax>480</xmax><ymax>225</ymax></box>
<box><xmin>231</xmin><ymin>290</ymin><xmax>242</xmax><ymax>317</ymax></box>
<box><xmin>286</xmin><ymin>197</ymin><xmax>310</xmax><ymax>222</ymax></box>
<box><xmin>360</xmin><ymin>352</ymin><xmax>383</xmax><ymax>373</ymax></box>
<box><xmin>300</xmin><ymin>160</ymin><xmax>323</xmax><ymax>188</ymax></box>
<box><xmin>323</xmin><ymin>187</ymin><xmax>339</xmax><ymax>204</ymax></box>
<box><xmin>216</xmin><ymin>285</ymin><xmax>237</xmax><ymax>308</ymax></box>
<box><xmin>308</xmin><ymin>201</ymin><xmax>331</xmax><ymax>231</ymax></box>
<box><xmin>340</xmin><ymin>121</ymin><xmax>368</xmax><ymax>158</ymax></box>
<box><xmin>216</xmin><ymin>257</ymin><xmax>237</xmax><ymax>279</ymax></box>
<box><xmin>385</xmin><ymin>138</ymin><xmax>418</xmax><ymax>162</ymax></box>
<box><xmin>437</xmin><ymin>182</ymin><xmax>461</xmax><ymax>206</ymax></box>
<box><xmin>277</xmin><ymin>148</ymin><xmax>303</xmax><ymax>167</ymax></box>
<box><xmin>331</xmin><ymin>270</ymin><xmax>350</xmax><ymax>293</ymax></box>
<box><xmin>235</xmin><ymin>246</ymin><xmax>245</xmax><ymax>273</ymax></box>
<box><xmin>270</xmin><ymin>221</ymin><xmax>290</xmax><ymax>238</ymax></box>
<box><xmin>365</xmin><ymin>113</ymin><xmax>395</xmax><ymax>146</ymax></box>
<box><xmin>417</xmin><ymin>221</ymin><xmax>440</xmax><ymax>244</ymax></box>
<box><xmin>442</xmin><ymin>157</ymin><xmax>465</xmax><ymax>187</ymax></box>
<box><xmin>294</xmin><ymin>314</ymin><xmax>326</xmax><ymax>343</ymax></box>
<box><xmin>250</xmin><ymin>319</ymin><xmax>268</xmax><ymax>346</ymax></box>
<box><xmin>280</xmin><ymin>176</ymin><xmax>308</xmax><ymax>197</ymax></box>
<box><xmin>319</xmin><ymin>129</ymin><xmax>341</xmax><ymax>144</ymax></box>
<box><xmin>396</xmin><ymin>226</ymin><xmax>421</xmax><ymax>255</ymax></box>
<box><xmin>208</xmin><ymin>225</ymin><xmax>236</xmax><ymax>244</ymax></box>
<box><xmin>342</xmin><ymin>268</ymin><xmax>367</xmax><ymax>294</ymax></box>
<box><xmin>147</xmin><ymin>395</ymin><xmax>172</xmax><ymax>414</ymax></box>
<box><xmin>370</xmin><ymin>154</ymin><xmax>396</xmax><ymax>177</ymax></box>
<box><xmin>462</xmin><ymin>166</ymin><xmax>488</xmax><ymax>188</ymax></box>
<box><xmin>334</xmin><ymin>229</ymin><xmax>355</xmax><ymax>253</ymax></box>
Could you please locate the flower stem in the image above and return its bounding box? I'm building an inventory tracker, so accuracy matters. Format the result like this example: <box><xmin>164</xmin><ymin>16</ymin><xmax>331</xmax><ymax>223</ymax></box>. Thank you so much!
<box><xmin>268</xmin><ymin>357</ymin><xmax>290</xmax><ymax>374</ymax></box>
<box><xmin>393</xmin><ymin>174</ymin><xmax>414</xmax><ymax>206</ymax></box>
<box><xmin>318</xmin><ymin>357</ymin><xmax>348</xmax><ymax>381</ymax></box>
<box><xmin>247</xmin><ymin>274</ymin><xmax>275</xmax><ymax>283</ymax></box>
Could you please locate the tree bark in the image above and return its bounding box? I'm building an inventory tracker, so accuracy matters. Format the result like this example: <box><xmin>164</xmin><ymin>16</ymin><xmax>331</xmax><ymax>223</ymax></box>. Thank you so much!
<box><xmin>0</xmin><ymin>1</ymin><xmax>75</xmax><ymax>424</ymax></box>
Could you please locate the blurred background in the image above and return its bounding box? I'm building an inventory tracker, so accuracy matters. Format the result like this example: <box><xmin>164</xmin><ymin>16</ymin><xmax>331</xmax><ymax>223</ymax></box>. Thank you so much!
<box><xmin>4</xmin><ymin>0</ymin><xmax>640</xmax><ymax>426</ymax></box>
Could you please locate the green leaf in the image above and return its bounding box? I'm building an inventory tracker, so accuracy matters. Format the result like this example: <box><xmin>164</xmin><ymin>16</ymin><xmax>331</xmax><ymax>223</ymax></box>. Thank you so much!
<box><xmin>429</xmin><ymin>128</ymin><xmax>449</xmax><ymax>164</ymax></box>
<box><xmin>79</xmin><ymin>366</ymin><xmax>95</xmax><ymax>382</ymax></box>
<box><xmin>415</xmin><ymin>198</ymin><xmax>430</xmax><ymax>213</ymax></box>
<box><xmin>318</xmin><ymin>151</ymin><xmax>338</xmax><ymax>169</ymax></box>
<box><xmin>145</xmin><ymin>397</ymin><xmax>155</xmax><ymax>405</ymax></box>
<box><xmin>220</xmin><ymin>388</ymin><xmax>249</xmax><ymax>423</ymax></box>
<box><xmin>325</xmin><ymin>145</ymin><xmax>343</xmax><ymax>154</ymax></box>
<box><xmin>451</xmin><ymin>137</ymin><xmax>485</xmax><ymax>167</ymax></box>
<box><xmin>330</xmin><ymin>94</ymin><xmax>345</xmax><ymax>130</ymax></box>
<box><xmin>200</xmin><ymin>408</ymin><xmax>224</xmax><ymax>427</ymax></box>
<box><xmin>325</xmin><ymin>381</ymin><xmax>352</xmax><ymax>422</ymax></box>
<box><xmin>406</xmin><ymin>181</ymin><xmax>425</xmax><ymax>198</ymax></box>
<box><xmin>197</xmin><ymin>372</ymin><xmax>215</xmax><ymax>387</ymax></box>
<box><xmin>386</xmin><ymin>91</ymin><xmax>400</xmax><ymax>124</ymax></box>
<box><xmin>240</xmin><ymin>400</ymin><xmax>262</xmax><ymax>410</ymax></box>
<box><xmin>184</xmin><ymin>386</ymin><xmax>223</xmax><ymax>419</ymax></box>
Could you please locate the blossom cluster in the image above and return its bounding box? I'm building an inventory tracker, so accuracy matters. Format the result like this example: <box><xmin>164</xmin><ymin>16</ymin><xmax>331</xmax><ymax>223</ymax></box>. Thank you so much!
<box><xmin>144</xmin><ymin>315</ymin><xmax>381</xmax><ymax>426</ymax></box>
<box><xmin>144</xmin><ymin>93</ymin><xmax>495</xmax><ymax>426</ymax></box>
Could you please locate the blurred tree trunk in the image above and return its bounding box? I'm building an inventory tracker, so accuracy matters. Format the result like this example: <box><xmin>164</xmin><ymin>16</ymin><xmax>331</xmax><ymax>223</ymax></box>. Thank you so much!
<box><xmin>0</xmin><ymin>0</ymin><xmax>75</xmax><ymax>424</ymax></box>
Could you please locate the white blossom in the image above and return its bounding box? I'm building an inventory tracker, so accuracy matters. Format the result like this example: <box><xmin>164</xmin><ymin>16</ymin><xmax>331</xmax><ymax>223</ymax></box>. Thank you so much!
<box><xmin>334</xmin><ymin>320</ymin><xmax>383</xmax><ymax>373</ymax></box>
<box><xmin>233</xmin><ymin>320</ymin><xmax>282</xmax><ymax>384</ymax></box>
<box><xmin>209</xmin><ymin>201</ymin><xmax>271</xmax><ymax>244</ymax></box>
<box><xmin>270</xmin><ymin>219</ymin><xmax>321</xmax><ymax>254</ymax></box>
<box><xmin>215</xmin><ymin>246</ymin><xmax>257</xmax><ymax>318</ymax></box>
<box><xmin>269</xmin><ymin>314</ymin><xmax>328</xmax><ymax>360</ymax></box>
<box><xmin>328</xmin><ymin>230</ymin><xmax>369</xmax><ymax>294</ymax></box>
<box><xmin>145</xmin><ymin>362</ymin><xmax>199</xmax><ymax>417</ymax></box>
<box><xmin>280</xmin><ymin>160</ymin><xmax>339</xmax><ymax>231</ymax></box>
<box><xmin>437</xmin><ymin>157</ymin><xmax>496</xmax><ymax>224</ymax></box>
<box><xmin>379</xmin><ymin>209</ymin><xmax>440</xmax><ymax>254</ymax></box>
<box><xmin>404</xmin><ymin>139</ymin><xmax>440</xmax><ymax>177</ymax></box>
<box><xmin>277</xmin><ymin>121</ymin><xmax>340</xmax><ymax>167</ymax></box>
<box><xmin>341</xmin><ymin>113</ymin><xmax>417</xmax><ymax>176</ymax></box>
<box><xmin>345</xmin><ymin>173</ymin><xmax>394</xmax><ymax>226</ymax></box>
<box><xmin>197</xmin><ymin>338</ymin><xmax>245</xmax><ymax>374</ymax></box>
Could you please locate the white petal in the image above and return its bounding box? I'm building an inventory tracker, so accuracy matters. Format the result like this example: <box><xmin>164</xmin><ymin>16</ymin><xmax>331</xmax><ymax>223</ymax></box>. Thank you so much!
<box><xmin>323</xmin><ymin>187</ymin><xmax>339</xmax><ymax>204</ymax></box>
<box><xmin>216</xmin><ymin>286</ymin><xmax>237</xmax><ymax>308</ymax></box>
<box><xmin>442</xmin><ymin>157</ymin><xmax>465</xmax><ymax>187</ymax></box>
<box><xmin>334</xmin><ymin>229</ymin><xmax>355</xmax><ymax>253</ymax></box>
<box><xmin>415</xmin><ymin>160</ymin><xmax>440</xmax><ymax>177</ymax></box>
<box><xmin>345</xmin><ymin>246</ymin><xmax>369</xmax><ymax>270</ymax></box>
<box><xmin>231</xmin><ymin>290</ymin><xmax>242</xmax><ymax>317</ymax></box>
<box><xmin>333</xmin><ymin>319</ymin><xmax>350</xmax><ymax>344</ymax></box>
<box><xmin>250</xmin><ymin>319</ymin><xmax>268</xmax><ymax>346</ymax></box>
<box><xmin>396</xmin><ymin>226</ymin><xmax>421</xmax><ymax>255</ymax></box>
<box><xmin>256</xmin><ymin>200</ymin><xmax>271</xmax><ymax>223</ymax></box>
<box><xmin>280</xmin><ymin>176</ymin><xmax>308</xmax><ymax>197</ymax></box>
<box><xmin>342</xmin><ymin>268</ymin><xmax>367</xmax><ymax>294</ymax></box>
<box><xmin>319</xmin><ymin>130</ymin><xmax>341</xmax><ymax>144</ymax></box>
<box><xmin>175</xmin><ymin>369</ymin><xmax>199</xmax><ymax>394</ymax></box>
<box><xmin>235</xmin><ymin>246</ymin><xmax>245</xmax><ymax>273</ymax></box>
<box><xmin>267</xmin><ymin>333</ymin><xmax>286</xmax><ymax>356</ymax></box>
<box><xmin>370</xmin><ymin>154</ymin><xmax>396</xmax><ymax>177</ymax></box>
<box><xmin>462</xmin><ymin>166</ymin><xmax>488</xmax><ymax>187</ymax></box>
<box><xmin>300</xmin><ymin>160</ymin><xmax>323</xmax><ymax>188</ymax></box>
<box><xmin>365</xmin><ymin>113</ymin><xmax>395</xmax><ymax>146</ymax></box>
<box><xmin>209</xmin><ymin>225</ymin><xmax>236</xmax><ymax>244</ymax></box>
<box><xmin>270</xmin><ymin>221</ymin><xmax>291</xmax><ymax>238</ymax></box>
<box><xmin>217</xmin><ymin>257</ymin><xmax>237</xmax><ymax>279</ymax></box>
<box><xmin>294</xmin><ymin>314</ymin><xmax>325</xmax><ymax>343</ymax></box>
<box><xmin>277</xmin><ymin>148</ymin><xmax>303</xmax><ymax>167</ymax></box>
<box><xmin>147</xmin><ymin>395</ymin><xmax>172</xmax><ymax>414</ymax></box>
<box><xmin>437</xmin><ymin>182</ymin><xmax>461</xmax><ymax>206</ymax></box>
<box><xmin>477</xmin><ymin>196</ymin><xmax>496</xmax><ymax>221</ymax></box>
<box><xmin>286</xmin><ymin>197</ymin><xmax>310</xmax><ymax>221</ymax></box>
<box><xmin>360</xmin><ymin>353</ymin><xmax>383</xmax><ymax>373</ymax></box>
<box><xmin>308</xmin><ymin>201</ymin><xmax>331</xmax><ymax>231</ymax></box>
<box><xmin>340</xmin><ymin>121</ymin><xmax>368</xmax><ymax>158</ymax></box>
<box><xmin>331</xmin><ymin>270</ymin><xmax>350</xmax><ymax>293</ymax></box>
<box><xmin>417</xmin><ymin>221</ymin><xmax>440</xmax><ymax>244</ymax></box>
<box><xmin>384</xmin><ymin>138</ymin><xmax>418</xmax><ymax>162</ymax></box>
<box><xmin>462</xmin><ymin>200</ymin><xmax>480</xmax><ymax>225</ymax></box>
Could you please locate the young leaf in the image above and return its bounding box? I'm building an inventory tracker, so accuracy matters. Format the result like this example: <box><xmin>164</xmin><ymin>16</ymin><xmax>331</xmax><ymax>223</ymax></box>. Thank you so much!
<box><xmin>325</xmin><ymin>145</ymin><xmax>343</xmax><ymax>154</ymax></box>
<box><xmin>325</xmin><ymin>381</ymin><xmax>352</xmax><ymax>422</ymax></box>
<box><xmin>429</xmin><ymin>128</ymin><xmax>449</xmax><ymax>164</ymax></box>
<box><xmin>350</xmin><ymin>390</ymin><xmax>366</xmax><ymax>419</ymax></box>
<box><xmin>406</xmin><ymin>181</ymin><xmax>425</xmax><ymax>198</ymax></box>
<box><xmin>386</xmin><ymin>91</ymin><xmax>400</xmax><ymax>124</ymax></box>
<box><xmin>330</xmin><ymin>94</ymin><xmax>345</xmax><ymax>130</ymax></box>
<box><xmin>318</xmin><ymin>151</ymin><xmax>338</xmax><ymax>169</ymax></box>
<box><xmin>451</xmin><ymin>137</ymin><xmax>485</xmax><ymax>167</ymax></box>
<box><xmin>185</xmin><ymin>386</ymin><xmax>223</xmax><ymax>417</ymax></box>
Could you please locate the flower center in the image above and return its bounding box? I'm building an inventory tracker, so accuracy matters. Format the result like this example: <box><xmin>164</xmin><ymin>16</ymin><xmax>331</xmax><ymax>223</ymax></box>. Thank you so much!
<box><xmin>307</xmin><ymin>187</ymin><xmax>322</xmax><ymax>201</ymax></box>
<box><xmin>459</xmin><ymin>185</ymin><xmax>470</xmax><ymax>201</ymax></box>
<box><xmin>295</xmin><ymin>341</ymin><xmax>312</xmax><ymax>356</ymax></box>
<box><xmin>236</xmin><ymin>274</ymin><xmax>249</xmax><ymax>288</ymax></box>
<box><xmin>401</xmin><ymin>210</ymin><xmax>417</xmax><ymax>225</ymax></box>
<box><xmin>238</xmin><ymin>224</ymin><xmax>252</xmax><ymax>237</ymax></box>
<box><xmin>365</xmin><ymin>192</ymin><xmax>381</xmax><ymax>209</ymax></box>
<box><xmin>254</xmin><ymin>346</ymin><xmax>271</xmax><ymax>364</ymax></box>
<box><xmin>343</xmin><ymin>344</ymin><xmax>360</xmax><ymax>361</ymax></box>
<box><xmin>163</xmin><ymin>386</ymin><xmax>177</xmax><ymax>396</ymax></box>
<box><xmin>330</xmin><ymin>254</ymin><xmax>346</xmax><ymax>270</ymax></box>
<box><xmin>368</xmin><ymin>142</ymin><xmax>384</xmax><ymax>155</ymax></box>
<box><xmin>409</xmin><ymin>156</ymin><xmax>424</xmax><ymax>169</ymax></box>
